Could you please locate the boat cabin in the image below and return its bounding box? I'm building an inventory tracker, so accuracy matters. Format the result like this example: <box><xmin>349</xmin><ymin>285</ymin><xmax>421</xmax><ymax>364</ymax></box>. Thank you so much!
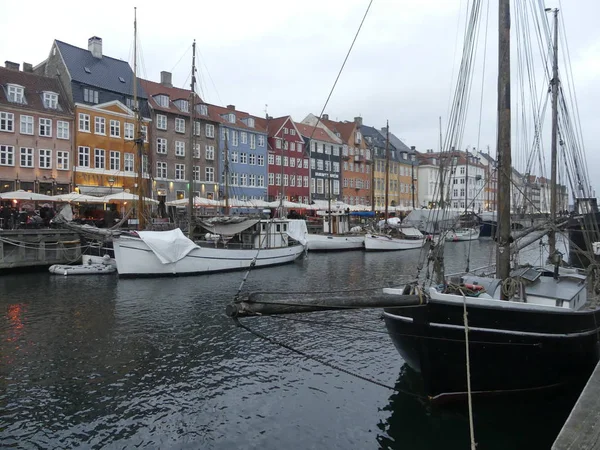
<box><xmin>317</xmin><ymin>210</ymin><xmax>351</xmax><ymax>234</ymax></box>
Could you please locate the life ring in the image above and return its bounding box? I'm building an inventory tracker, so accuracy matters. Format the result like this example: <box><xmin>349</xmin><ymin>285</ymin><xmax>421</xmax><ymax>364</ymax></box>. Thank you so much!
<box><xmin>464</xmin><ymin>283</ymin><xmax>484</xmax><ymax>291</ymax></box>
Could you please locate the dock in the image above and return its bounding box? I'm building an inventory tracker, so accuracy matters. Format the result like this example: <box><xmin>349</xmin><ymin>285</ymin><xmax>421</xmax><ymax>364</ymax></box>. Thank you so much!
<box><xmin>552</xmin><ymin>359</ymin><xmax>600</xmax><ymax>449</ymax></box>
<box><xmin>0</xmin><ymin>229</ymin><xmax>81</xmax><ymax>270</ymax></box>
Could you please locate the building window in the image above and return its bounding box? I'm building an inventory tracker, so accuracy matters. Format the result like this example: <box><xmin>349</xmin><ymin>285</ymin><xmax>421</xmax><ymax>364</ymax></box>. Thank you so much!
<box><xmin>78</xmin><ymin>146</ymin><xmax>90</xmax><ymax>168</ymax></box>
<box><xmin>249</xmin><ymin>153</ymin><xmax>256</xmax><ymax>165</ymax></box>
<box><xmin>304</xmin><ymin>176</ymin><xmax>309</xmax><ymax>188</ymax></box>
<box><xmin>205</xmin><ymin>167</ymin><xmax>214</xmax><ymax>182</ymax></box>
<box><xmin>250</xmin><ymin>134</ymin><xmax>256</xmax><ymax>149</ymax></box>
<box><xmin>290</xmin><ymin>175</ymin><xmax>296</xmax><ymax>187</ymax></box>
<box><xmin>284</xmin><ymin>156</ymin><xmax>289</xmax><ymax>167</ymax></box>
<box><xmin>247</xmin><ymin>118</ymin><xmax>255</xmax><ymax>128</ymax></box>
<box><xmin>283</xmin><ymin>175</ymin><xmax>289</xmax><ymax>186</ymax></box>
<box><xmin>227</xmin><ymin>113</ymin><xmax>235</xmax><ymax>123</ymax></box>
<box><xmin>57</xmin><ymin>151</ymin><xmax>69</xmax><ymax>170</ymax></box>
<box><xmin>110</xmin><ymin>151</ymin><xmax>120</xmax><ymax>170</ymax></box>
<box><xmin>39</xmin><ymin>149</ymin><xmax>52</xmax><ymax>169</ymax></box>
<box><xmin>124</xmin><ymin>122</ymin><xmax>134</xmax><ymax>140</ymax></box>
<box><xmin>198</xmin><ymin>104</ymin><xmax>208</xmax><ymax>116</ymax></box>
<box><xmin>154</xmin><ymin>95</ymin><xmax>169</xmax><ymax>108</ymax></box>
<box><xmin>276</xmin><ymin>139</ymin><xmax>281</xmax><ymax>149</ymax></box>
<box><xmin>193</xmin><ymin>166</ymin><xmax>200</xmax><ymax>181</ymax></box>
<box><xmin>94</xmin><ymin>148</ymin><xmax>105</xmax><ymax>169</ymax></box>
<box><xmin>276</xmin><ymin>155</ymin><xmax>281</xmax><ymax>166</ymax></box>
<box><xmin>156</xmin><ymin>161</ymin><xmax>167</xmax><ymax>179</ymax></box>
<box><xmin>175</xmin><ymin>164</ymin><xmax>185</xmax><ymax>180</ymax></box>
<box><xmin>290</xmin><ymin>142</ymin><xmax>296</xmax><ymax>152</ymax></box>
<box><xmin>310</xmin><ymin>158</ymin><xmax>315</xmax><ymax>169</ymax></box>
<box><xmin>241</xmin><ymin>132</ymin><xmax>247</xmax><ymax>144</ymax></box>
<box><xmin>94</xmin><ymin>116</ymin><xmax>105</xmax><ymax>135</ymax></box>
<box><xmin>205</xmin><ymin>145</ymin><xmax>214</xmax><ymax>160</ymax></box>
<box><xmin>230</xmin><ymin>151</ymin><xmax>238</xmax><ymax>163</ymax></box>
<box><xmin>268</xmin><ymin>154</ymin><xmax>274</xmax><ymax>165</ymax></box>
<box><xmin>312</xmin><ymin>178</ymin><xmax>316</xmax><ymax>193</ymax></box>
<box><xmin>176</xmin><ymin>190</ymin><xmax>185</xmax><ymax>200</ymax></box>
<box><xmin>124</xmin><ymin>153</ymin><xmax>134</xmax><ymax>172</ymax></box>
<box><xmin>156</xmin><ymin>138</ymin><xmax>167</xmax><ymax>154</ymax></box>
<box><xmin>249</xmin><ymin>174</ymin><xmax>256</xmax><ymax>187</ymax></box>
<box><xmin>268</xmin><ymin>173</ymin><xmax>274</xmax><ymax>185</ymax></box>
<box><xmin>79</xmin><ymin>113</ymin><xmax>90</xmax><ymax>132</ymax></box>
<box><xmin>84</xmin><ymin>88</ymin><xmax>99</xmax><ymax>104</ymax></box>
<box><xmin>20</xmin><ymin>115</ymin><xmax>34</xmax><ymax>135</ymax></box>
<box><xmin>205</xmin><ymin>124</ymin><xmax>215</xmax><ymax>138</ymax></box>
<box><xmin>126</xmin><ymin>97</ymin><xmax>139</xmax><ymax>110</ymax></box>
<box><xmin>1</xmin><ymin>112</ymin><xmax>15</xmax><ymax>132</ymax></box>
<box><xmin>175</xmin><ymin>99</ymin><xmax>189</xmax><ymax>112</ymax></box>
<box><xmin>333</xmin><ymin>181</ymin><xmax>340</xmax><ymax>195</ymax></box>
<box><xmin>110</xmin><ymin>120</ymin><xmax>120</xmax><ymax>137</ymax></box>
<box><xmin>240</xmin><ymin>152</ymin><xmax>248</xmax><ymax>164</ymax></box>
<box><xmin>275</xmin><ymin>173</ymin><xmax>281</xmax><ymax>186</ymax></box>
<box><xmin>194</xmin><ymin>121</ymin><xmax>201</xmax><ymax>136</ymax></box>
<box><xmin>0</xmin><ymin>145</ymin><xmax>14</xmax><ymax>166</ymax></box>
<box><xmin>175</xmin><ymin>118</ymin><xmax>185</xmax><ymax>133</ymax></box>
<box><xmin>257</xmin><ymin>155</ymin><xmax>264</xmax><ymax>166</ymax></box>
<box><xmin>175</xmin><ymin>141</ymin><xmax>185</xmax><ymax>157</ymax></box>
<box><xmin>157</xmin><ymin>114</ymin><xmax>167</xmax><ymax>130</ymax></box>
<box><xmin>193</xmin><ymin>144</ymin><xmax>201</xmax><ymax>158</ymax></box>
<box><xmin>258</xmin><ymin>175</ymin><xmax>265</xmax><ymax>187</ymax></box>
<box><xmin>20</xmin><ymin>147</ymin><xmax>34</xmax><ymax>167</ymax></box>
<box><xmin>317</xmin><ymin>159</ymin><xmax>323</xmax><ymax>171</ymax></box>
<box><xmin>43</xmin><ymin>92</ymin><xmax>58</xmax><ymax>109</ymax></box>
<box><xmin>290</xmin><ymin>157</ymin><xmax>296</xmax><ymax>168</ymax></box>
<box><xmin>258</xmin><ymin>135</ymin><xmax>265</xmax><ymax>147</ymax></box>
<box><xmin>232</xmin><ymin>130</ymin><xmax>239</xmax><ymax>146</ymax></box>
<box><xmin>317</xmin><ymin>178</ymin><xmax>324</xmax><ymax>194</ymax></box>
<box><xmin>7</xmin><ymin>84</ymin><xmax>25</xmax><ymax>104</ymax></box>
<box><xmin>141</xmin><ymin>125</ymin><xmax>148</xmax><ymax>142</ymax></box>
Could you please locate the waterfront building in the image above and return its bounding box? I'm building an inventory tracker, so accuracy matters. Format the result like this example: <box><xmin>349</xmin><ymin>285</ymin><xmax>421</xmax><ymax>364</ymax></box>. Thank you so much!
<box><xmin>36</xmin><ymin>36</ymin><xmax>150</xmax><ymax>196</ymax></box>
<box><xmin>303</xmin><ymin>114</ymin><xmax>372</xmax><ymax>206</ymax></box>
<box><xmin>141</xmin><ymin>73</ymin><xmax>220</xmax><ymax>202</ymax></box>
<box><xmin>0</xmin><ymin>62</ymin><xmax>74</xmax><ymax>195</ymax></box>
<box><xmin>210</xmin><ymin>105</ymin><xmax>268</xmax><ymax>202</ymax></box>
<box><xmin>255</xmin><ymin>115</ymin><xmax>309</xmax><ymax>203</ymax></box>
<box><xmin>478</xmin><ymin>151</ymin><xmax>498</xmax><ymax>211</ymax></box>
<box><xmin>294</xmin><ymin>121</ymin><xmax>343</xmax><ymax>203</ymax></box>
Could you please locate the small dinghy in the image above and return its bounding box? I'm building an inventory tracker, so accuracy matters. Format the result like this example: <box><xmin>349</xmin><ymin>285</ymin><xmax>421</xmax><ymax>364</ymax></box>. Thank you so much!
<box><xmin>49</xmin><ymin>256</ymin><xmax>117</xmax><ymax>276</ymax></box>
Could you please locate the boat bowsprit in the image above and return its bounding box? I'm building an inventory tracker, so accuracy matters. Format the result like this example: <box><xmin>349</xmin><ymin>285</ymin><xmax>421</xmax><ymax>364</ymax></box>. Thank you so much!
<box><xmin>49</xmin><ymin>259</ymin><xmax>117</xmax><ymax>275</ymax></box>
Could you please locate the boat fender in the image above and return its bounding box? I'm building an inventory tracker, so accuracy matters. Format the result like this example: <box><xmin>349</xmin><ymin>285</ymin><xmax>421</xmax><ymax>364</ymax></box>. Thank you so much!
<box><xmin>464</xmin><ymin>283</ymin><xmax>484</xmax><ymax>291</ymax></box>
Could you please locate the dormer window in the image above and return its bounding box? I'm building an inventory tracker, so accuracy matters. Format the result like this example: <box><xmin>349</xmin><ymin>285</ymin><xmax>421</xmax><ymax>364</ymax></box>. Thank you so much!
<box><xmin>7</xmin><ymin>84</ymin><xmax>25</xmax><ymax>104</ymax></box>
<box><xmin>355</xmin><ymin>131</ymin><xmax>362</xmax><ymax>144</ymax></box>
<box><xmin>43</xmin><ymin>91</ymin><xmax>58</xmax><ymax>109</ymax></box>
<box><xmin>174</xmin><ymin>99</ymin><xmax>189</xmax><ymax>112</ymax></box>
<box><xmin>228</xmin><ymin>113</ymin><xmax>235</xmax><ymax>123</ymax></box>
<box><xmin>154</xmin><ymin>94</ymin><xmax>169</xmax><ymax>108</ymax></box>
<box><xmin>198</xmin><ymin>104</ymin><xmax>208</xmax><ymax>115</ymax></box>
<box><xmin>247</xmin><ymin>117</ymin><xmax>255</xmax><ymax>128</ymax></box>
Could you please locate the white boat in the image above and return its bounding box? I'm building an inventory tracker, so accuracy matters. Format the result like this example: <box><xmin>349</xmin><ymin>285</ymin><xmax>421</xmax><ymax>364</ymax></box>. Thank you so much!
<box><xmin>444</xmin><ymin>227</ymin><xmax>480</xmax><ymax>242</ymax></box>
<box><xmin>112</xmin><ymin>218</ymin><xmax>307</xmax><ymax>277</ymax></box>
<box><xmin>306</xmin><ymin>209</ymin><xmax>364</xmax><ymax>251</ymax></box>
<box><xmin>82</xmin><ymin>254</ymin><xmax>117</xmax><ymax>268</ymax></box>
<box><xmin>49</xmin><ymin>261</ymin><xmax>117</xmax><ymax>275</ymax></box>
<box><xmin>364</xmin><ymin>227</ymin><xmax>425</xmax><ymax>251</ymax></box>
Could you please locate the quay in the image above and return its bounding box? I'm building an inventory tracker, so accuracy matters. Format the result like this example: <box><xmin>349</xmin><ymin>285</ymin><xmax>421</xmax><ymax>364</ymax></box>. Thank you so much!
<box><xmin>552</xmin><ymin>359</ymin><xmax>600</xmax><ymax>449</ymax></box>
<box><xmin>0</xmin><ymin>229</ymin><xmax>81</xmax><ymax>270</ymax></box>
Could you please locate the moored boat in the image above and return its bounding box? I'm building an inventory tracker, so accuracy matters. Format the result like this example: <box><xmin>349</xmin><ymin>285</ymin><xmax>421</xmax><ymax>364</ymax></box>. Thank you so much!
<box><xmin>364</xmin><ymin>227</ymin><xmax>425</xmax><ymax>251</ymax></box>
<box><xmin>445</xmin><ymin>227</ymin><xmax>480</xmax><ymax>242</ymax></box>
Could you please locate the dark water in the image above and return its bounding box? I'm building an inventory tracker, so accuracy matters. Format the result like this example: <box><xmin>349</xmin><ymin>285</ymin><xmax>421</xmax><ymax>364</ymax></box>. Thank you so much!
<box><xmin>1</xmin><ymin>238</ymin><xmax>580</xmax><ymax>449</ymax></box>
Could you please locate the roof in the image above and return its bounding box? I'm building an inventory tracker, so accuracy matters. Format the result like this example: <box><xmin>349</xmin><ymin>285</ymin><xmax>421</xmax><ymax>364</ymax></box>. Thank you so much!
<box><xmin>203</xmin><ymin>103</ymin><xmax>267</xmax><ymax>133</ymax></box>
<box><xmin>294</xmin><ymin>122</ymin><xmax>341</xmax><ymax>144</ymax></box>
<box><xmin>384</xmin><ymin>130</ymin><xmax>412</xmax><ymax>153</ymax></box>
<box><xmin>0</xmin><ymin>67</ymin><xmax>72</xmax><ymax>115</ymax></box>
<box><xmin>319</xmin><ymin>118</ymin><xmax>357</xmax><ymax>143</ymax></box>
<box><xmin>55</xmin><ymin>40</ymin><xmax>146</xmax><ymax>98</ymax></box>
<box><xmin>140</xmin><ymin>78</ymin><xmax>206</xmax><ymax>118</ymax></box>
<box><xmin>254</xmin><ymin>115</ymin><xmax>288</xmax><ymax>136</ymax></box>
<box><xmin>360</xmin><ymin>125</ymin><xmax>390</xmax><ymax>149</ymax></box>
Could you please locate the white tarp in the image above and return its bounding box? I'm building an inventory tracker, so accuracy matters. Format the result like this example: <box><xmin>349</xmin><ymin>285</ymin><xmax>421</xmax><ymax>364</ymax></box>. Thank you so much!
<box><xmin>286</xmin><ymin>219</ymin><xmax>308</xmax><ymax>246</ymax></box>
<box><xmin>137</xmin><ymin>229</ymin><xmax>199</xmax><ymax>264</ymax></box>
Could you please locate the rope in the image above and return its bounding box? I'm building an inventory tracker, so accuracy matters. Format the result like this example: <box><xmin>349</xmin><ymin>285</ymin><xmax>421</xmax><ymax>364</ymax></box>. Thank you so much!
<box><xmin>233</xmin><ymin>316</ymin><xmax>425</xmax><ymax>399</ymax></box>
<box><xmin>459</xmin><ymin>289</ymin><xmax>477</xmax><ymax>450</ymax></box>
<box><xmin>501</xmin><ymin>278</ymin><xmax>519</xmax><ymax>299</ymax></box>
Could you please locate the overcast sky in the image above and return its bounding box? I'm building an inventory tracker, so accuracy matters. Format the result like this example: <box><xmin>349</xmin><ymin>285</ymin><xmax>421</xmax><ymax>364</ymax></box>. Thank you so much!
<box><xmin>1</xmin><ymin>0</ymin><xmax>599</xmax><ymax>193</ymax></box>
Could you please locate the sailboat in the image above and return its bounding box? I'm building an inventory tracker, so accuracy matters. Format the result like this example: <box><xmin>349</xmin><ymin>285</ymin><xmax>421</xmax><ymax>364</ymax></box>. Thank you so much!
<box><xmin>382</xmin><ymin>2</ymin><xmax>600</xmax><ymax>400</ymax></box>
<box><xmin>112</xmin><ymin>37</ymin><xmax>307</xmax><ymax>277</ymax></box>
<box><xmin>364</xmin><ymin>122</ymin><xmax>425</xmax><ymax>251</ymax></box>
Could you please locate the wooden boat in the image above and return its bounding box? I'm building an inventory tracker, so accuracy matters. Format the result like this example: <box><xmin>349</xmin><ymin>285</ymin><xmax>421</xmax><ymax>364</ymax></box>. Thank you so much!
<box><xmin>364</xmin><ymin>227</ymin><xmax>425</xmax><ymax>251</ymax></box>
<box><xmin>445</xmin><ymin>227</ymin><xmax>480</xmax><ymax>242</ymax></box>
<box><xmin>306</xmin><ymin>210</ymin><xmax>364</xmax><ymax>251</ymax></box>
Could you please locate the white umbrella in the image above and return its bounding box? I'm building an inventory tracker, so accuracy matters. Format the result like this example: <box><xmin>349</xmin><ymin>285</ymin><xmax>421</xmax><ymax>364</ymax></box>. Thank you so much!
<box><xmin>52</xmin><ymin>192</ymin><xmax>106</xmax><ymax>203</ymax></box>
<box><xmin>266</xmin><ymin>200</ymin><xmax>306</xmax><ymax>209</ymax></box>
<box><xmin>0</xmin><ymin>190</ymin><xmax>56</xmax><ymax>201</ymax></box>
<box><xmin>102</xmin><ymin>192</ymin><xmax>158</xmax><ymax>204</ymax></box>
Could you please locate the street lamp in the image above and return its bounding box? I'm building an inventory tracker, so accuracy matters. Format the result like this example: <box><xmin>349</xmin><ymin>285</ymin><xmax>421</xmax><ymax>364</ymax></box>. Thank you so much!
<box><xmin>108</xmin><ymin>177</ymin><xmax>115</xmax><ymax>194</ymax></box>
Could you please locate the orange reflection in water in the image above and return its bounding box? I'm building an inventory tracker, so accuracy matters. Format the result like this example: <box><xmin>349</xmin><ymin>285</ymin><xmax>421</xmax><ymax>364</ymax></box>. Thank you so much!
<box><xmin>6</xmin><ymin>303</ymin><xmax>25</xmax><ymax>342</ymax></box>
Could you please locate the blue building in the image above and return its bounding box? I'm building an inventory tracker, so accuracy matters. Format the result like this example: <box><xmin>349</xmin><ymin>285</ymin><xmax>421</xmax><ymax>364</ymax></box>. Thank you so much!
<box><xmin>212</xmin><ymin>104</ymin><xmax>268</xmax><ymax>203</ymax></box>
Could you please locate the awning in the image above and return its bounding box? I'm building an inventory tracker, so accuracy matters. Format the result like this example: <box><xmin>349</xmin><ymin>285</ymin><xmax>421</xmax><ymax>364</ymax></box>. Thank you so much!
<box><xmin>78</xmin><ymin>186</ymin><xmax>124</xmax><ymax>196</ymax></box>
<box><xmin>199</xmin><ymin>219</ymin><xmax>260</xmax><ymax>235</ymax></box>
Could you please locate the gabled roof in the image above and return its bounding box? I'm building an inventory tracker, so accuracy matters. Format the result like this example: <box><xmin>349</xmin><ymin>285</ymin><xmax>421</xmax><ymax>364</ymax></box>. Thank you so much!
<box><xmin>361</xmin><ymin>125</ymin><xmax>394</xmax><ymax>149</ymax></box>
<box><xmin>140</xmin><ymin>78</ymin><xmax>205</xmax><ymax>117</ymax></box>
<box><xmin>0</xmin><ymin>66</ymin><xmax>72</xmax><ymax>115</ymax></box>
<box><xmin>294</xmin><ymin>122</ymin><xmax>341</xmax><ymax>144</ymax></box>
<box><xmin>55</xmin><ymin>40</ymin><xmax>146</xmax><ymax>98</ymax></box>
<box><xmin>254</xmin><ymin>115</ymin><xmax>286</xmax><ymax>136</ymax></box>
<box><xmin>384</xmin><ymin>130</ymin><xmax>412</xmax><ymax>153</ymax></box>
<box><xmin>203</xmin><ymin>104</ymin><xmax>267</xmax><ymax>133</ymax></box>
<box><xmin>319</xmin><ymin>118</ymin><xmax>357</xmax><ymax>143</ymax></box>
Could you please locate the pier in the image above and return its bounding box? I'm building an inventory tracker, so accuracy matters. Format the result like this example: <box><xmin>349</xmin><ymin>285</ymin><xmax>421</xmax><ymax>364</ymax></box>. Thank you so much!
<box><xmin>552</xmin><ymin>360</ymin><xmax>600</xmax><ymax>450</ymax></box>
<box><xmin>0</xmin><ymin>229</ymin><xmax>81</xmax><ymax>270</ymax></box>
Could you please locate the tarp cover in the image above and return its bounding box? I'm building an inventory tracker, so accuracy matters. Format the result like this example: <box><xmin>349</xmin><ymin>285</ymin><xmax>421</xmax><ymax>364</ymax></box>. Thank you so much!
<box><xmin>286</xmin><ymin>219</ymin><xmax>308</xmax><ymax>246</ymax></box>
<box><xmin>199</xmin><ymin>219</ymin><xmax>259</xmax><ymax>236</ymax></box>
<box><xmin>137</xmin><ymin>229</ymin><xmax>199</xmax><ymax>264</ymax></box>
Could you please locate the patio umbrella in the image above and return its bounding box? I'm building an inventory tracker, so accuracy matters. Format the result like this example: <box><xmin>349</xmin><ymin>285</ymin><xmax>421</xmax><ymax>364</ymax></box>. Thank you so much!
<box><xmin>102</xmin><ymin>192</ymin><xmax>158</xmax><ymax>204</ymax></box>
<box><xmin>52</xmin><ymin>192</ymin><xmax>106</xmax><ymax>203</ymax></box>
<box><xmin>0</xmin><ymin>190</ymin><xmax>56</xmax><ymax>202</ymax></box>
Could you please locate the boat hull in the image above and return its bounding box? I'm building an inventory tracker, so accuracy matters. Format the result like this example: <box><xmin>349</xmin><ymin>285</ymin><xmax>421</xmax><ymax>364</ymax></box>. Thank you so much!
<box><xmin>113</xmin><ymin>235</ymin><xmax>305</xmax><ymax>276</ymax></box>
<box><xmin>445</xmin><ymin>228</ymin><xmax>480</xmax><ymax>241</ymax></box>
<box><xmin>364</xmin><ymin>234</ymin><xmax>424</xmax><ymax>251</ymax></box>
<box><xmin>306</xmin><ymin>234</ymin><xmax>364</xmax><ymax>251</ymax></box>
<box><xmin>384</xmin><ymin>300</ymin><xmax>600</xmax><ymax>401</ymax></box>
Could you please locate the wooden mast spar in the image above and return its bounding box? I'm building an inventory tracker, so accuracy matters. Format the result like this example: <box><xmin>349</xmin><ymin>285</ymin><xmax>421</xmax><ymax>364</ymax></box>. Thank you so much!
<box><xmin>188</xmin><ymin>40</ymin><xmax>197</xmax><ymax>236</ymax></box>
<box><xmin>133</xmin><ymin>7</ymin><xmax>145</xmax><ymax>231</ymax></box>
<box><xmin>384</xmin><ymin>120</ymin><xmax>390</xmax><ymax>223</ymax></box>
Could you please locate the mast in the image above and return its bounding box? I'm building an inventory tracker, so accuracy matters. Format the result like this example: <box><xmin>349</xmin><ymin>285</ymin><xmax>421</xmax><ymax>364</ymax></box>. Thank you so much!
<box><xmin>384</xmin><ymin>120</ymin><xmax>390</xmax><ymax>222</ymax></box>
<box><xmin>133</xmin><ymin>7</ymin><xmax>145</xmax><ymax>230</ymax></box>
<box><xmin>548</xmin><ymin>8</ymin><xmax>560</xmax><ymax>258</ymax></box>
<box><xmin>411</xmin><ymin>157</ymin><xmax>416</xmax><ymax>209</ymax></box>
<box><xmin>496</xmin><ymin>0</ymin><xmax>512</xmax><ymax>283</ymax></box>
<box><xmin>188</xmin><ymin>40</ymin><xmax>197</xmax><ymax>236</ymax></box>
<box><xmin>327</xmin><ymin>140</ymin><xmax>332</xmax><ymax>232</ymax></box>
<box><xmin>224</xmin><ymin>131</ymin><xmax>230</xmax><ymax>215</ymax></box>
<box><xmin>465</xmin><ymin>147</ymin><xmax>469</xmax><ymax>215</ymax></box>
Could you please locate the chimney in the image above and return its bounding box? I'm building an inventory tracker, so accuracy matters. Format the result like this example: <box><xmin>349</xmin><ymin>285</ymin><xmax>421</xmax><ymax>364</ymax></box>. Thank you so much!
<box><xmin>410</xmin><ymin>146</ymin><xmax>416</xmax><ymax>151</ymax></box>
<box><xmin>5</xmin><ymin>61</ymin><xmax>19</xmax><ymax>71</ymax></box>
<box><xmin>23</xmin><ymin>62</ymin><xmax>33</xmax><ymax>73</ymax></box>
<box><xmin>322</xmin><ymin>113</ymin><xmax>329</xmax><ymax>120</ymax></box>
<box><xmin>160</xmin><ymin>71</ymin><xmax>173</xmax><ymax>88</ymax></box>
<box><xmin>88</xmin><ymin>36</ymin><xmax>102</xmax><ymax>59</ymax></box>
<box><xmin>354</xmin><ymin>116</ymin><xmax>363</xmax><ymax>126</ymax></box>
<box><xmin>227</xmin><ymin>104</ymin><xmax>235</xmax><ymax>110</ymax></box>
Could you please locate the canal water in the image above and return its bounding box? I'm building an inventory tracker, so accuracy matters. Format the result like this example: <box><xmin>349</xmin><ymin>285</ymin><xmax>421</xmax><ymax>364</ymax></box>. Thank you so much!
<box><xmin>1</xmin><ymin>237</ymin><xmax>580</xmax><ymax>449</ymax></box>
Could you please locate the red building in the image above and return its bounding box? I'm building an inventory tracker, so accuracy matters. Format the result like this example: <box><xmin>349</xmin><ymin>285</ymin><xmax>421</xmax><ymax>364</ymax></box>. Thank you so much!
<box><xmin>256</xmin><ymin>115</ymin><xmax>309</xmax><ymax>203</ymax></box>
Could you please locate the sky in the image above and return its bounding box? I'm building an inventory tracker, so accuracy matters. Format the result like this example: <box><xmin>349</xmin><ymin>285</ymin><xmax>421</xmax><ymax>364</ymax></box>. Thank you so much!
<box><xmin>1</xmin><ymin>0</ymin><xmax>599</xmax><ymax>193</ymax></box>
